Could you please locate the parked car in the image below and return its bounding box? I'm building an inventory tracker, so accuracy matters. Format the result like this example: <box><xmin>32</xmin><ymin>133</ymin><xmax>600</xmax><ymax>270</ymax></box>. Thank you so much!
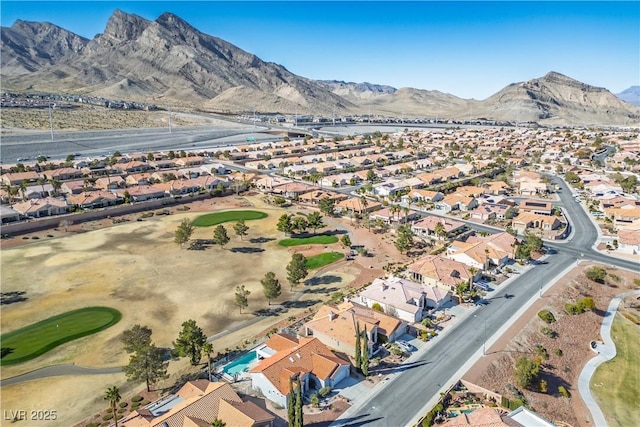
<box><xmin>396</xmin><ymin>340</ymin><xmax>416</xmax><ymax>352</ymax></box>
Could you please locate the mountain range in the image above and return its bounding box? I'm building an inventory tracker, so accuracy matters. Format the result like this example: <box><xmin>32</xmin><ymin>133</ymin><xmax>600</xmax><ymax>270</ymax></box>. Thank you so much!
<box><xmin>2</xmin><ymin>9</ymin><xmax>639</xmax><ymax>126</ymax></box>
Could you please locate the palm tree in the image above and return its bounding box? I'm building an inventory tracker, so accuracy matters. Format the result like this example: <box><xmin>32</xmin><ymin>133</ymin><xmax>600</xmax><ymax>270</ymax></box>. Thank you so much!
<box><xmin>104</xmin><ymin>386</ymin><xmax>121</xmax><ymax>427</ymax></box>
<box><xmin>49</xmin><ymin>178</ymin><xmax>62</xmax><ymax>196</ymax></box>
<box><xmin>202</xmin><ymin>342</ymin><xmax>214</xmax><ymax>380</ymax></box>
<box><xmin>360</xmin><ymin>195</ymin><xmax>371</xmax><ymax>230</ymax></box>
<box><xmin>18</xmin><ymin>180</ymin><xmax>28</xmax><ymax>201</ymax></box>
<box><xmin>389</xmin><ymin>204</ymin><xmax>400</xmax><ymax>224</ymax></box>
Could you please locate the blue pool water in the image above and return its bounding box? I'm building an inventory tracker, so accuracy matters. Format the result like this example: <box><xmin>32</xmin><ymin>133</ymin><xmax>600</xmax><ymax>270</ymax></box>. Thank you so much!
<box><xmin>222</xmin><ymin>351</ymin><xmax>258</xmax><ymax>376</ymax></box>
<box><xmin>448</xmin><ymin>408</ymin><xmax>477</xmax><ymax>417</ymax></box>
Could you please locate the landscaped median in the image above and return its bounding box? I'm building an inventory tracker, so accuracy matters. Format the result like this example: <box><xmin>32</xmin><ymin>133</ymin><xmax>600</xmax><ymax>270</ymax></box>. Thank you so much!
<box><xmin>278</xmin><ymin>234</ymin><xmax>339</xmax><ymax>247</ymax></box>
<box><xmin>305</xmin><ymin>252</ymin><xmax>345</xmax><ymax>269</ymax></box>
<box><xmin>191</xmin><ymin>210</ymin><xmax>268</xmax><ymax>227</ymax></box>
<box><xmin>0</xmin><ymin>307</ymin><xmax>121</xmax><ymax>366</ymax></box>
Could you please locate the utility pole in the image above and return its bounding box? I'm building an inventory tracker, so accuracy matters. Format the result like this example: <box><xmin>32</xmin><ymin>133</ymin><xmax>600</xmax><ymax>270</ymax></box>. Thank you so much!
<box><xmin>48</xmin><ymin>103</ymin><xmax>54</xmax><ymax>141</ymax></box>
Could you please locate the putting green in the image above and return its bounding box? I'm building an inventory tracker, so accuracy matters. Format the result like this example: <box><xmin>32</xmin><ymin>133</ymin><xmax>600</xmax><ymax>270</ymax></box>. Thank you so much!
<box><xmin>1</xmin><ymin>307</ymin><xmax>121</xmax><ymax>366</ymax></box>
<box><xmin>278</xmin><ymin>235</ymin><xmax>339</xmax><ymax>247</ymax></box>
<box><xmin>305</xmin><ymin>252</ymin><xmax>345</xmax><ymax>269</ymax></box>
<box><xmin>192</xmin><ymin>210</ymin><xmax>268</xmax><ymax>227</ymax></box>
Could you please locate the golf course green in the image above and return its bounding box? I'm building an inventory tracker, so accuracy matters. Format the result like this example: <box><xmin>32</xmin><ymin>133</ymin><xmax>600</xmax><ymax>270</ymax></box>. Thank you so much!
<box><xmin>1</xmin><ymin>307</ymin><xmax>122</xmax><ymax>366</ymax></box>
<box><xmin>192</xmin><ymin>210</ymin><xmax>268</xmax><ymax>227</ymax></box>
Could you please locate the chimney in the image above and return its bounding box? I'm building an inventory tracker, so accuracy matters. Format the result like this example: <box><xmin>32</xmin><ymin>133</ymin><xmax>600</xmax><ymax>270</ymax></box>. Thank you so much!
<box><xmin>329</xmin><ymin>311</ymin><xmax>337</xmax><ymax>321</ymax></box>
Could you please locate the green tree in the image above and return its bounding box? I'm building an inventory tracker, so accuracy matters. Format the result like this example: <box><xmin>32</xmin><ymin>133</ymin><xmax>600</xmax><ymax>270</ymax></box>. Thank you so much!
<box><xmin>287</xmin><ymin>378</ymin><xmax>296</xmax><ymax>425</ymax></box>
<box><xmin>212</xmin><ymin>224</ymin><xmax>230</xmax><ymax>249</ymax></box>
<box><xmin>202</xmin><ymin>342</ymin><xmax>214</xmax><ymax>380</ymax></box>
<box><xmin>294</xmin><ymin>380</ymin><xmax>304</xmax><ymax>427</ymax></box>
<box><xmin>123</xmin><ymin>190</ymin><xmax>131</xmax><ymax>204</ymax></box>
<box><xmin>340</xmin><ymin>234</ymin><xmax>352</xmax><ymax>248</ymax></box>
<box><xmin>307</xmin><ymin>211</ymin><xmax>325</xmax><ymax>234</ymax></box>
<box><xmin>104</xmin><ymin>386</ymin><xmax>121</xmax><ymax>427</ymax></box>
<box><xmin>434</xmin><ymin>221</ymin><xmax>447</xmax><ymax>239</ymax></box>
<box><xmin>174</xmin><ymin>319</ymin><xmax>207</xmax><ymax>365</ymax></box>
<box><xmin>121</xmin><ymin>324</ymin><xmax>152</xmax><ymax>354</ymax></box>
<box><xmin>395</xmin><ymin>224</ymin><xmax>414</xmax><ymax>254</ymax></box>
<box><xmin>292</xmin><ymin>216</ymin><xmax>308</xmax><ymax>234</ymax></box>
<box><xmin>233</xmin><ymin>220</ymin><xmax>249</xmax><ymax>240</ymax></box>
<box><xmin>366</xmin><ymin>169</ymin><xmax>377</xmax><ymax>183</ymax></box>
<box><xmin>123</xmin><ymin>344</ymin><xmax>168</xmax><ymax>392</ymax></box>
<box><xmin>318</xmin><ymin>197</ymin><xmax>336</xmax><ymax>216</ymax></box>
<box><xmin>354</xmin><ymin>321</ymin><xmax>362</xmax><ymax>369</ymax></box>
<box><xmin>515</xmin><ymin>356</ymin><xmax>540</xmax><ymax>389</ymax></box>
<box><xmin>174</xmin><ymin>218</ymin><xmax>195</xmax><ymax>248</ymax></box>
<box><xmin>211</xmin><ymin>419</ymin><xmax>226</xmax><ymax>427</ymax></box>
<box><xmin>277</xmin><ymin>213</ymin><xmax>294</xmax><ymax>235</ymax></box>
<box><xmin>286</xmin><ymin>253</ymin><xmax>308</xmax><ymax>290</ymax></box>
<box><xmin>234</xmin><ymin>285</ymin><xmax>250</xmax><ymax>313</ymax></box>
<box><xmin>261</xmin><ymin>271</ymin><xmax>282</xmax><ymax>305</ymax></box>
<box><xmin>361</xmin><ymin>326</ymin><xmax>369</xmax><ymax>377</ymax></box>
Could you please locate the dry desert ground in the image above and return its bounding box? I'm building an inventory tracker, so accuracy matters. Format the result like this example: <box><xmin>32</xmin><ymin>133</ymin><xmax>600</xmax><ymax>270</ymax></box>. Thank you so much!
<box><xmin>0</xmin><ymin>196</ymin><xmax>363</xmax><ymax>426</ymax></box>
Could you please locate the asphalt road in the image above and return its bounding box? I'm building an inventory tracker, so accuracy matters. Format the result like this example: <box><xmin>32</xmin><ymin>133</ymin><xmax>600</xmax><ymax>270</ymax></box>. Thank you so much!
<box><xmin>0</xmin><ymin>123</ymin><xmax>278</xmax><ymax>164</ymax></box>
<box><xmin>334</xmin><ymin>175</ymin><xmax>638</xmax><ymax>426</ymax></box>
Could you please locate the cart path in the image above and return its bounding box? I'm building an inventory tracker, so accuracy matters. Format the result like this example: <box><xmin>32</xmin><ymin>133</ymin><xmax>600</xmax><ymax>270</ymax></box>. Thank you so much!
<box><xmin>1</xmin><ymin>364</ymin><xmax>123</xmax><ymax>387</ymax></box>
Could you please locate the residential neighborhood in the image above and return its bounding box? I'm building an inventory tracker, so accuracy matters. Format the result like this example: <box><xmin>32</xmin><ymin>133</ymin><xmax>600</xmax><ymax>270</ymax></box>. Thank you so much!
<box><xmin>1</xmin><ymin>125</ymin><xmax>639</xmax><ymax>427</ymax></box>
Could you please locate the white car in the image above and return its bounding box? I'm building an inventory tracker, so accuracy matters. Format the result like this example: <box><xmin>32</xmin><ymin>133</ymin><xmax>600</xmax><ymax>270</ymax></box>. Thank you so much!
<box><xmin>396</xmin><ymin>340</ymin><xmax>416</xmax><ymax>352</ymax></box>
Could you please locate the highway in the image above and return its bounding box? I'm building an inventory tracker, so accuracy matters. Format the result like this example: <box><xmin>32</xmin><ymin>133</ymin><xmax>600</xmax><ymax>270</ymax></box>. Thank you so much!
<box><xmin>333</xmin><ymin>175</ymin><xmax>638</xmax><ymax>426</ymax></box>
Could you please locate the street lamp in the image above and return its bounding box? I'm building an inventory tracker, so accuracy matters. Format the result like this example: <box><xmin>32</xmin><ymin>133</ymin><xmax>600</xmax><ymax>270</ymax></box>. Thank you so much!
<box><xmin>474</xmin><ymin>314</ymin><xmax>487</xmax><ymax>356</ymax></box>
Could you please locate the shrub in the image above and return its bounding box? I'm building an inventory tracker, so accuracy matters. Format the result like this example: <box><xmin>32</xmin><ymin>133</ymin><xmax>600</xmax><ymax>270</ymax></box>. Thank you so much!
<box><xmin>539</xmin><ymin>379</ymin><xmax>548</xmax><ymax>393</ymax></box>
<box><xmin>565</xmin><ymin>303</ymin><xmax>583</xmax><ymax>315</ymax></box>
<box><xmin>318</xmin><ymin>386</ymin><xmax>332</xmax><ymax>398</ymax></box>
<box><xmin>102</xmin><ymin>414</ymin><xmax>114</xmax><ymax>421</ymax></box>
<box><xmin>578</xmin><ymin>296</ymin><xmax>595</xmax><ymax>311</ymax></box>
<box><xmin>86</xmin><ymin>423</ymin><xmax>99</xmax><ymax>427</ymax></box>
<box><xmin>558</xmin><ymin>386</ymin><xmax>570</xmax><ymax>398</ymax></box>
<box><xmin>554</xmin><ymin>348</ymin><xmax>563</xmax><ymax>357</ymax></box>
<box><xmin>537</xmin><ymin>310</ymin><xmax>556</xmax><ymax>324</ymax></box>
<box><xmin>534</xmin><ymin>344</ymin><xmax>549</xmax><ymax>360</ymax></box>
<box><xmin>585</xmin><ymin>266</ymin><xmax>607</xmax><ymax>283</ymax></box>
<box><xmin>371</xmin><ymin>302</ymin><xmax>384</xmax><ymax>312</ymax></box>
<box><xmin>131</xmin><ymin>396</ymin><xmax>144</xmax><ymax>403</ymax></box>
<box><xmin>119</xmin><ymin>402</ymin><xmax>128</xmax><ymax>408</ymax></box>
<box><xmin>117</xmin><ymin>408</ymin><xmax>127</xmax><ymax>414</ymax></box>
<box><xmin>634</xmin><ymin>278</ymin><xmax>640</xmax><ymax>287</ymax></box>
<box><xmin>310</xmin><ymin>393</ymin><xmax>319</xmax><ymax>407</ymax></box>
<box><xmin>541</xmin><ymin>327</ymin><xmax>557</xmax><ymax>339</ymax></box>
<box><xmin>608</xmin><ymin>273</ymin><xmax>620</xmax><ymax>282</ymax></box>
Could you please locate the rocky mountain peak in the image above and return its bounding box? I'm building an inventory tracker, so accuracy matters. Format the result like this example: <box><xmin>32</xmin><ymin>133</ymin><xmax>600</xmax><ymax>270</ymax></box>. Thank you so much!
<box><xmin>103</xmin><ymin>9</ymin><xmax>150</xmax><ymax>42</ymax></box>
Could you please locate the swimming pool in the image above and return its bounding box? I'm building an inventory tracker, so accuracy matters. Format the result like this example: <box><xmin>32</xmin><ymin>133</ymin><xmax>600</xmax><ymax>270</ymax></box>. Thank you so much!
<box><xmin>448</xmin><ymin>408</ymin><xmax>477</xmax><ymax>417</ymax></box>
<box><xmin>221</xmin><ymin>350</ymin><xmax>258</xmax><ymax>376</ymax></box>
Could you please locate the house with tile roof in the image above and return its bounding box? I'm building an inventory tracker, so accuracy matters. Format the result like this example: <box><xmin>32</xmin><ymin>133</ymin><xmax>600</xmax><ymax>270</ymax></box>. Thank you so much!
<box><xmin>407</xmin><ymin>255</ymin><xmax>479</xmax><ymax>292</ymax></box>
<box><xmin>604</xmin><ymin>206</ymin><xmax>640</xmax><ymax>231</ymax></box>
<box><xmin>617</xmin><ymin>229</ymin><xmax>640</xmax><ymax>254</ymax></box>
<box><xmin>1</xmin><ymin>171</ymin><xmax>41</xmax><ymax>186</ymax></box>
<box><xmin>12</xmin><ymin>197</ymin><xmax>68</xmax><ymax>217</ymax></box>
<box><xmin>67</xmin><ymin>191</ymin><xmax>120</xmax><ymax>209</ymax></box>
<box><xmin>411</xmin><ymin>215</ymin><xmax>467</xmax><ymax>241</ymax></box>
<box><xmin>357</xmin><ymin>276</ymin><xmax>450</xmax><ymax>323</ymax></box>
<box><xmin>118</xmin><ymin>380</ymin><xmax>274</xmax><ymax>427</ymax></box>
<box><xmin>335</xmin><ymin>197</ymin><xmax>382</xmax><ymax>215</ymax></box>
<box><xmin>446</xmin><ymin>232</ymin><xmax>518</xmax><ymax>271</ymax></box>
<box><xmin>511</xmin><ymin>212</ymin><xmax>561</xmax><ymax>234</ymax></box>
<box><xmin>436</xmin><ymin>194</ymin><xmax>478</xmax><ymax>212</ymax></box>
<box><xmin>249</xmin><ymin>335</ymin><xmax>350</xmax><ymax>409</ymax></box>
<box><xmin>303</xmin><ymin>301</ymin><xmax>403</xmax><ymax>359</ymax></box>
<box><xmin>519</xmin><ymin>199</ymin><xmax>554</xmax><ymax>216</ymax></box>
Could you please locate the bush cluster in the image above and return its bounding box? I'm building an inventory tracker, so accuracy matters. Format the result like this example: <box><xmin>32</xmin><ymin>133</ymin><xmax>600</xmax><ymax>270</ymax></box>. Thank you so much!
<box><xmin>537</xmin><ymin>310</ymin><xmax>556</xmax><ymax>324</ymax></box>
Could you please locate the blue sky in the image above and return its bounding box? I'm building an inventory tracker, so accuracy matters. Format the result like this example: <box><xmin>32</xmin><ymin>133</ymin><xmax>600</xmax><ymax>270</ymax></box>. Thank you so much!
<box><xmin>1</xmin><ymin>1</ymin><xmax>638</xmax><ymax>99</ymax></box>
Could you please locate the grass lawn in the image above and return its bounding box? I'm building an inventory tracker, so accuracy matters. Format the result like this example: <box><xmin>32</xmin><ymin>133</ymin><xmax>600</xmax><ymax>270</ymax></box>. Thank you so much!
<box><xmin>0</xmin><ymin>307</ymin><xmax>121</xmax><ymax>366</ymax></box>
<box><xmin>192</xmin><ymin>210</ymin><xmax>268</xmax><ymax>227</ymax></box>
<box><xmin>591</xmin><ymin>314</ymin><xmax>640</xmax><ymax>427</ymax></box>
<box><xmin>278</xmin><ymin>234</ymin><xmax>339</xmax><ymax>247</ymax></box>
<box><xmin>305</xmin><ymin>252</ymin><xmax>345</xmax><ymax>269</ymax></box>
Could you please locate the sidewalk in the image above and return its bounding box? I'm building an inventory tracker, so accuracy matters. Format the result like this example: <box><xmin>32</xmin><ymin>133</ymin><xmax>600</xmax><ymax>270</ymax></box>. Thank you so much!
<box><xmin>333</xmin><ymin>260</ymin><xmax>540</xmax><ymax>425</ymax></box>
<box><xmin>577</xmin><ymin>289</ymin><xmax>640</xmax><ymax>427</ymax></box>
